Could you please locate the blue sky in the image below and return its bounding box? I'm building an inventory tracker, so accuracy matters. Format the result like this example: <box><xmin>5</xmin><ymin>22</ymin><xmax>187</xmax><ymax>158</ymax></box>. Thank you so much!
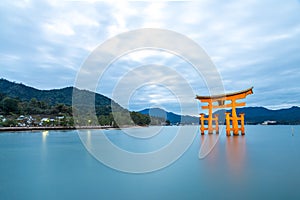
<box><xmin>1</xmin><ymin>0</ymin><xmax>300</xmax><ymax>115</ymax></box>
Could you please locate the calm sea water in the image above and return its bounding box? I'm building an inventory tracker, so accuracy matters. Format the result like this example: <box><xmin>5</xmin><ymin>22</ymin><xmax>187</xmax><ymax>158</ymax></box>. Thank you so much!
<box><xmin>1</xmin><ymin>125</ymin><xmax>300</xmax><ymax>200</ymax></box>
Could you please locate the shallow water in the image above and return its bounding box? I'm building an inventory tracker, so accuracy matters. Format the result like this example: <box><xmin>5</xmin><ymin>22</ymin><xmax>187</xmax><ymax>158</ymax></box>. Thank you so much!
<box><xmin>1</xmin><ymin>125</ymin><xmax>300</xmax><ymax>200</ymax></box>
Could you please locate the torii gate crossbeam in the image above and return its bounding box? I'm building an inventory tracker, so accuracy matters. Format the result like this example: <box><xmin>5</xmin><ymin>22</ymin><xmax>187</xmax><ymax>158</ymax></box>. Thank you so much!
<box><xmin>196</xmin><ymin>87</ymin><xmax>253</xmax><ymax>136</ymax></box>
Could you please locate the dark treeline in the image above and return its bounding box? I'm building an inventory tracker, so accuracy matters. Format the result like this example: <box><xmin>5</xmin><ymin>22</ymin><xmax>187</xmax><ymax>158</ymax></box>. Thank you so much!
<box><xmin>0</xmin><ymin>94</ymin><xmax>72</xmax><ymax>116</ymax></box>
<box><xmin>0</xmin><ymin>93</ymin><xmax>152</xmax><ymax>127</ymax></box>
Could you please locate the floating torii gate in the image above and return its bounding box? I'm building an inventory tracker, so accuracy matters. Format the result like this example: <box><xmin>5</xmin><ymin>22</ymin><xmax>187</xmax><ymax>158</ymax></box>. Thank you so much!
<box><xmin>196</xmin><ymin>87</ymin><xmax>253</xmax><ymax>136</ymax></box>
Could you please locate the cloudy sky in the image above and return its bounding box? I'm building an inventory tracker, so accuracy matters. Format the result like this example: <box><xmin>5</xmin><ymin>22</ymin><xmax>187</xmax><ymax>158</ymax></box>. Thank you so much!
<box><xmin>1</xmin><ymin>0</ymin><xmax>300</xmax><ymax>115</ymax></box>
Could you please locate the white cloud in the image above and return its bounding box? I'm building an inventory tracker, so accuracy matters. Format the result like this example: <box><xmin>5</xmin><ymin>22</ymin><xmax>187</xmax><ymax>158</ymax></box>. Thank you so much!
<box><xmin>43</xmin><ymin>21</ymin><xmax>75</xmax><ymax>36</ymax></box>
<box><xmin>1</xmin><ymin>0</ymin><xmax>300</xmax><ymax>113</ymax></box>
<box><xmin>11</xmin><ymin>0</ymin><xmax>32</xmax><ymax>8</ymax></box>
<box><xmin>0</xmin><ymin>53</ymin><xmax>20</xmax><ymax>63</ymax></box>
<box><xmin>141</xmin><ymin>2</ymin><xmax>167</xmax><ymax>28</ymax></box>
<box><xmin>118</xmin><ymin>49</ymin><xmax>174</xmax><ymax>64</ymax></box>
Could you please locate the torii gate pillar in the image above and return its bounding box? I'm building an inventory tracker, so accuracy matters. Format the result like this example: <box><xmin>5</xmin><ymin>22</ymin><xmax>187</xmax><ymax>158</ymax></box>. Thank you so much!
<box><xmin>196</xmin><ymin>87</ymin><xmax>253</xmax><ymax>136</ymax></box>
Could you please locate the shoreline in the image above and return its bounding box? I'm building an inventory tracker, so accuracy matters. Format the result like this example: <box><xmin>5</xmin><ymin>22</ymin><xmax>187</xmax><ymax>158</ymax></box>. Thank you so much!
<box><xmin>0</xmin><ymin>125</ymin><xmax>114</xmax><ymax>132</ymax></box>
<box><xmin>1</xmin><ymin>124</ymin><xmax>296</xmax><ymax>133</ymax></box>
<box><xmin>0</xmin><ymin>125</ymin><xmax>153</xmax><ymax>132</ymax></box>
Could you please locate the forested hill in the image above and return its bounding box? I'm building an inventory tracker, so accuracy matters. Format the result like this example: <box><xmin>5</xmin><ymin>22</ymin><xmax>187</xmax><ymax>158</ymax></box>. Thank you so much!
<box><xmin>140</xmin><ymin>106</ymin><xmax>300</xmax><ymax>125</ymax></box>
<box><xmin>139</xmin><ymin>108</ymin><xmax>199</xmax><ymax>124</ymax></box>
<box><xmin>0</xmin><ymin>78</ymin><xmax>152</xmax><ymax>127</ymax></box>
<box><xmin>0</xmin><ymin>78</ymin><xmax>112</xmax><ymax>107</ymax></box>
<box><xmin>1</xmin><ymin>78</ymin><xmax>299</xmax><ymax>125</ymax></box>
<box><xmin>213</xmin><ymin>106</ymin><xmax>300</xmax><ymax>124</ymax></box>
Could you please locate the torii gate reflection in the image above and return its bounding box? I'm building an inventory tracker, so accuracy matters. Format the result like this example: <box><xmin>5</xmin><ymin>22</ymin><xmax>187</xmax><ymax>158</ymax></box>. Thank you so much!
<box><xmin>196</xmin><ymin>87</ymin><xmax>253</xmax><ymax>136</ymax></box>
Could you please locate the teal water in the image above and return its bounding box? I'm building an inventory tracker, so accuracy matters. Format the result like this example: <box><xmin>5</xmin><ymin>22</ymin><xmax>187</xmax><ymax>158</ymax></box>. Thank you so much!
<box><xmin>1</xmin><ymin>126</ymin><xmax>300</xmax><ymax>200</ymax></box>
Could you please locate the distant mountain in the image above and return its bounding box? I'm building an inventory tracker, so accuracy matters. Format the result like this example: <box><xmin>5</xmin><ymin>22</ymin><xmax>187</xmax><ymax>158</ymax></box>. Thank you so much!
<box><xmin>140</xmin><ymin>106</ymin><xmax>300</xmax><ymax>125</ymax></box>
<box><xmin>1</xmin><ymin>78</ymin><xmax>299</xmax><ymax>125</ymax></box>
<box><xmin>139</xmin><ymin>108</ymin><xmax>199</xmax><ymax>124</ymax></box>
<box><xmin>0</xmin><ymin>78</ymin><xmax>123</xmax><ymax>115</ymax></box>
<box><xmin>214</xmin><ymin>106</ymin><xmax>300</xmax><ymax>124</ymax></box>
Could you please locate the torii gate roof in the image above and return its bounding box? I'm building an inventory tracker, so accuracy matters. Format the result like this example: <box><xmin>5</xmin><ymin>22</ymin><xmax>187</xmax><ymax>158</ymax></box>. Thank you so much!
<box><xmin>196</xmin><ymin>87</ymin><xmax>253</xmax><ymax>101</ymax></box>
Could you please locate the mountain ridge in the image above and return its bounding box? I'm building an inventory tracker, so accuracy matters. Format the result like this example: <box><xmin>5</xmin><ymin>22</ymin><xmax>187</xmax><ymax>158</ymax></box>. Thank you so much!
<box><xmin>139</xmin><ymin>108</ymin><xmax>199</xmax><ymax>124</ymax></box>
<box><xmin>1</xmin><ymin>78</ymin><xmax>299</xmax><ymax>125</ymax></box>
<box><xmin>0</xmin><ymin>78</ymin><xmax>125</xmax><ymax>116</ymax></box>
<box><xmin>139</xmin><ymin>106</ymin><xmax>300</xmax><ymax>125</ymax></box>
<box><xmin>214</xmin><ymin>106</ymin><xmax>300</xmax><ymax>124</ymax></box>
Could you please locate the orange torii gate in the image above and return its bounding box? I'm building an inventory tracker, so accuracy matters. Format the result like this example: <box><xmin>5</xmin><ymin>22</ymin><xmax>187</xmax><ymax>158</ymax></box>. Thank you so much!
<box><xmin>196</xmin><ymin>87</ymin><xmax>253</xmax><ymax>136</ymax></box>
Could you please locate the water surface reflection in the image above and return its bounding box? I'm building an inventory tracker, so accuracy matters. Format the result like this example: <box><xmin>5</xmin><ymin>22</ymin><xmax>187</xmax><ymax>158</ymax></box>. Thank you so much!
<box><xmin>200</xmin><ymin>133</ymin><xmax>247</xmax><ymax>178</ymax></box>
<box><xmin>225</xmin><ymin>135</ymin><xmax>246</xmax><ymax>177</ymax></box>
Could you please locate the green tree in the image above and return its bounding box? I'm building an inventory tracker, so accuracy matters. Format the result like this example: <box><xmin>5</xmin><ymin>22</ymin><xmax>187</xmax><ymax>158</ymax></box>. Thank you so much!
<box><xmin>130</xmin><ymin>112</ymin><xmax>150</xmax><ymax>126</ymax></box>
<box><xmin>165</xmin><ymin>120</ymin><xmax>171</xmax><ymax>126</ymax></box>
<box><xmin>98</xmin><ymin>115</ymin><xmax>111</xmax><ymax>126</ymax></box>
<box><xmin>1</xmin><ymin>119</ymin><xmax>18</xmax><ymax>127</ymax></box>
<box><xmin>1</xmin><ymin>97</ymin><xmax>19</xmax><ymax>114</ymax></box>
<box><xmin>52</xmin><ymin>103</ymin><xmax>72</xmax><ymax>116</ymax></box>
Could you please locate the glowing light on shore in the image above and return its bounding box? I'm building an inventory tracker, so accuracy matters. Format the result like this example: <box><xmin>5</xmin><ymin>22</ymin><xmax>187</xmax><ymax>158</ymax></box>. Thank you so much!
<box><xmin>42</xmin><ymin>130</ymin><xmax>49</xmax><ymax>143</ymax></box>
